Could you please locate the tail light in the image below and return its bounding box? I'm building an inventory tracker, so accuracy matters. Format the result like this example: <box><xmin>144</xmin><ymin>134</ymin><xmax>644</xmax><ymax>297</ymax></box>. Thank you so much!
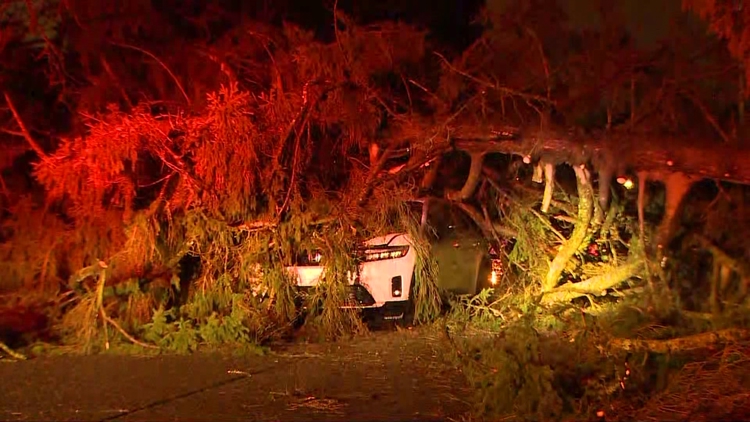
<box><xmin>362</xmin><ymin>245</ymin><xmax>410</xmax><ymax>262</ymax></box>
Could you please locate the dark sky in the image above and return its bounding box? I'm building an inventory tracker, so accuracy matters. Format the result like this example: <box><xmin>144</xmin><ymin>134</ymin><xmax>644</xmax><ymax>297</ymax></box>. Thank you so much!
<box><xmin>281</xmin><ymin>0</ymin><xmax>696</xmax><ymax>50</ymax></box>
<box><xmin>486</xmin><ymin>0</ymin><xmax>693</xmax><ymax>47</ymax></box>
<box><xmin>279</xmin><ymin>0</ymin><xmax>484</xmax><ymax>48</ymax></box>
<box><xmin>561</xmin><ymin>0</ymin><xmax>687</xmax><ymax>47</ymax></box>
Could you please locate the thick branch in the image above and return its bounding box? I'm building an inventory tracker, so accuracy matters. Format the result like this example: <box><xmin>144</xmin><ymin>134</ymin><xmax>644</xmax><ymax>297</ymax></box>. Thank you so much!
<box><xmin>609</xmin><ymin>328</ymin><xmax>750</xmax><ymax>353</ymax></box>
<box><xmin>544</xmin><ymin>165</ymin><xmax>593</xmax><ymax>291</ymax></box>
<box><xmin>447</xmin><ymin>152</ymin><xmax>485</xmax><ymax>201</ymax></box>
<box><xmin>541</xmin><ymin>260</ymin><xmax>644</xmax><ymax>304</ymax></box>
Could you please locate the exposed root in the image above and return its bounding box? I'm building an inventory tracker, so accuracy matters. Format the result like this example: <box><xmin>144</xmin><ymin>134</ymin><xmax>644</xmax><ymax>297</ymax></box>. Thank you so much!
<box><xmin>637</xmin><ymin>170</ymin><xmax>696</xmax><ymax>251</ymax></box>
<box><xmin>533</xmin><ymin>160</ymin><xmax>544</xmax><ymax>183</ymax></box>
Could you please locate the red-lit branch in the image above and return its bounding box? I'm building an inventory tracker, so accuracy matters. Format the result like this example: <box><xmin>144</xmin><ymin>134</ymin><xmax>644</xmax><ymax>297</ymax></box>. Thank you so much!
<box><xmin>3</xmin><ymin>91</ymin><xmax>48</xmax><ymax>161</ymax></box>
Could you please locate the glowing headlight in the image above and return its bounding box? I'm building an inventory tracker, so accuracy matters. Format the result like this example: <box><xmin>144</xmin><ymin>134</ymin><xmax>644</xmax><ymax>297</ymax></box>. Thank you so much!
<box><xmin>363</xmin><ymin>245</ymin><xmax>410</xmax><ymax>262</ymax></box>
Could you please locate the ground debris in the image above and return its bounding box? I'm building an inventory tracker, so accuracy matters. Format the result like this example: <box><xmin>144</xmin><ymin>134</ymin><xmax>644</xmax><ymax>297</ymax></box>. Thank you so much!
<box><xmin>286</xmin><ymin>395</ymin><xmax>347</xmax><ymax>415</ymax></box>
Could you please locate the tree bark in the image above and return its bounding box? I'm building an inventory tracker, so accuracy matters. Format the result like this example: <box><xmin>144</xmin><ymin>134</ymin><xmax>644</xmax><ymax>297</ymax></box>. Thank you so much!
<box><xmin>447</xmin><ymin>152</ymin><xmax>485</xmax><ymax>201</ymax></box>
<box><xmin>544</xmin><ymin>165</ymin><xmax>594</xmax><ymax>291</ymax></box>
<box><xmin>438</xmin><ymin>122</ymin><xmax>750</xmax><ymax>186</ymax></box>
<box><xmin>541</xmin><ymin>261</ymin><xmax>644</xmax><ymax>304</ymax></box>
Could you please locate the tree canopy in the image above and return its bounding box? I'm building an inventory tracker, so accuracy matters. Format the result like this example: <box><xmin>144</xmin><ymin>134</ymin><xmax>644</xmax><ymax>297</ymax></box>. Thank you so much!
<box><xmin>0</xmin><ymin>0</ymin><xmax>747</xmax><ymax>305</ymax></box>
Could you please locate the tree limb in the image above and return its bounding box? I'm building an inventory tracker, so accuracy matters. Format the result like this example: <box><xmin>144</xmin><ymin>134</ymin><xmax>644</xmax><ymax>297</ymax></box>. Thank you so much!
<box><xmin>433</xmin><ymin>52</ymin><xmax>552</xmax><ymax>105</ymax></box>
<box><xmin>447</xmin><ymin>152</ymin><xmax>485</xmax><ymax>201</ymax></box>
<box><xmin>541</xmin><ymin>260</ymin><xmax>644</xmax><ymax>304</ymax></box>
<box><xmin>544</xmin><ymin>165</ymin><xmax>593</xmax><ymax>291</ymax></box>
<box><xmin>3</xmin><ymin>92</ymin><xmax>48</xmax><ymax>160</ymax></box>
<box><xmin>453</xmin><ymin>201</ymin><xmax>517</xmax><ymax>239</ymax></box>
<box><xmin>110</xmin><ymin>42</ymin><xmax>191</xmax><ymax>105</ymax></box>
<box><xmin>609</xmin><ymin>328</ymin><xmax>750</xmax><ymax>353</ymax></box>
<box><xmin>682</xmin><ymin>89</ymin><xmax>732</xmax><ymax>144</ymax></box>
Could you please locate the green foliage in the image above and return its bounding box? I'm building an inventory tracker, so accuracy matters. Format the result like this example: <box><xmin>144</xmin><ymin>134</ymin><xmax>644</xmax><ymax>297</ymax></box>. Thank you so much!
<box><xmin>449</xmin><ymin>319</ymin><xmax>564</xmax><ymax>421</ymax></box>
<box><xmin>302</xmin><ymin>221</ymin><xmax>366</xmax><ymax>340</ymax></box>
<box><xmin>139</xmin><ymin>287</ymin><xmax>276</xmax><ymax>354</ymax></box>
<box><xmin>446</xmin><ymin>288</ymin><xmax>506</xmax><ymax>332</ymax></box>
<box><xmin>505</xmin><ymin>203</ymin><xmax>555</xmax><ymax>287</ymax></box>
<box><xmin>398</xmin><ymin>202</ymin><xmax>442</xmax><ymax>323</ymax></box>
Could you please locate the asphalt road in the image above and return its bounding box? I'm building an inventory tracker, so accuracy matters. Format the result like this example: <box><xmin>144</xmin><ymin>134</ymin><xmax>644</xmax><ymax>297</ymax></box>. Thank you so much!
<box><xmin>0</xmin><ymin>331</ymin><xmax>472</xmax><ymax>422</ymax></box>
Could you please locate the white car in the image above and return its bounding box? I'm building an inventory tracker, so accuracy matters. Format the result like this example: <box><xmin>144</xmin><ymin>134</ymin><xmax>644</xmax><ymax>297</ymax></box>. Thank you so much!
<box><xmin>287</xmin><ymin>198</ymin><xmax>499</xmax><ymax>322</ymax></box>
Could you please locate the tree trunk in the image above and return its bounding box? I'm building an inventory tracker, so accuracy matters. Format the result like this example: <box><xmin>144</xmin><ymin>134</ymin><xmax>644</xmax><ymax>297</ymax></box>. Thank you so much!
<box><xmin>441</xmin><ymin>123</ymin><xmax>750</xmax><ymax>186</ymax></box>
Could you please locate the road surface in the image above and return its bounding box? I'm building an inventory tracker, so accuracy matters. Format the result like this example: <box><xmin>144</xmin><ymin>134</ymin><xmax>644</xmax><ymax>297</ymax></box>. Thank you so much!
<box><xmin>0</xmin><ymin>329</ymin><xmax>472</xmax><ymax>421</ymax></box>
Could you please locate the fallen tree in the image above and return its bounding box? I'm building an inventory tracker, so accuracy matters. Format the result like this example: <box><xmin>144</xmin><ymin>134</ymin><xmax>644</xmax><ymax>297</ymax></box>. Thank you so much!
<box><xmin>609</xmin><ymin>328</ymin><xmax>750</xmax><ymax>353</ymax></box>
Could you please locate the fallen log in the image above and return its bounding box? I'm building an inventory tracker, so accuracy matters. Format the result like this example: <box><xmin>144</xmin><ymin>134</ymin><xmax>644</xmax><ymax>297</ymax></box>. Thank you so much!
<box><xmin>609</xmin><ymin>328</ymin><xmax>750</xmax><ymax>353</ymax></box>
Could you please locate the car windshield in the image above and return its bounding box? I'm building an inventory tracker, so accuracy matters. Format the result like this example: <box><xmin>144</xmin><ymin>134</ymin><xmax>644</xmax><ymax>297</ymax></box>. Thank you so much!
<box><xmin>424</xmin><ymin>200</ymin><xmax>482</xmax><ymax>240</ymax></box>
